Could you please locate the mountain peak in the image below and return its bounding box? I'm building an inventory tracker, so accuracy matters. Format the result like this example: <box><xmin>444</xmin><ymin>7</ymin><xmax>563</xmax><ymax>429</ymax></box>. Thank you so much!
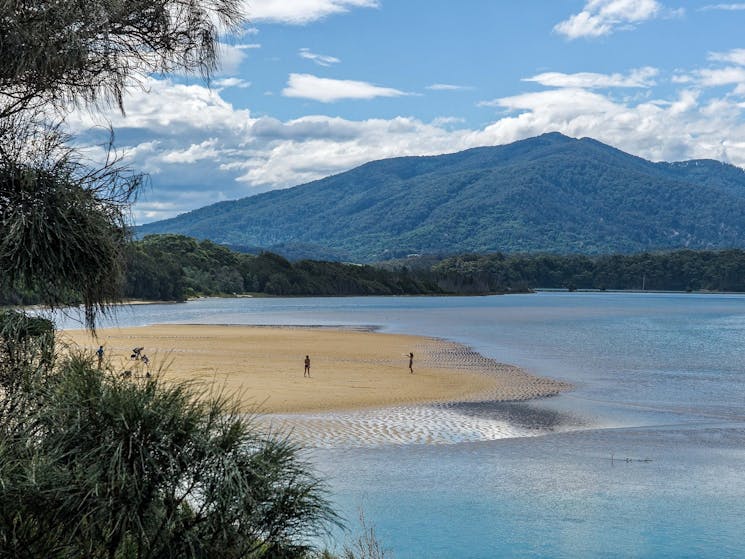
<box><xmin>139</xmin><ymin>134</ymin><xmax>745</xmax><ymax>261</ymax></box>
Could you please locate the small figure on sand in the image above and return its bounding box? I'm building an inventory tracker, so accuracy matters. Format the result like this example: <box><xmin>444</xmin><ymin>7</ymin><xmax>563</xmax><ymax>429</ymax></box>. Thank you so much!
<box><xmin>96</xmin><ymin>345</ymin><xmax>104</xmax><ymax>369</ymax></box>
<box><xmin>131</xmin><ymin>347</ymin><xmax>144</xmax><ymax>360</ymax></box>
<box><xmin>140</xmin><ymin>354</ymin><xmax>152</xmax><ymax>378</ymax></box>
<box><xmin>408</xmin><ymin>351</ymin><xmax>414</xmax><ymax>374</ymax></box>
<box><xmin>304</xmin><ymin>355</ymin><xmax>311</xmax><ymax>378</ymax></box>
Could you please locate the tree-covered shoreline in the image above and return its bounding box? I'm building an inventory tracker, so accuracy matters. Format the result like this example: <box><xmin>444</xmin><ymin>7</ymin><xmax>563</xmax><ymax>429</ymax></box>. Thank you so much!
<box><xmin>429</xmin><ymin>249</ymin><xmax>745</xmax><ymax>293</ymax></box>
<box><xmin>4</xmin><ymin>234</ymin><xmax>744</xmax><ymax>307</ymax></box>
<box><xmin>123</xmin><ymin>235</ymin><xmax>745</xmax><ymax>299</ymax></box>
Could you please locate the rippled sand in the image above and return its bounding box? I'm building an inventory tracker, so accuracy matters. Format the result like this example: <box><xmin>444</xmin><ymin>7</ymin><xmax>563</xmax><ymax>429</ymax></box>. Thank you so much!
<box><xmin>64</xmin><ymin>324</ymin><xmax>572</xmax><ymax>445</ymax></box>
<box><xmin>267</xmin><ymin>400</ymin><xmax>587</xmax><ymax>448</ymax></box>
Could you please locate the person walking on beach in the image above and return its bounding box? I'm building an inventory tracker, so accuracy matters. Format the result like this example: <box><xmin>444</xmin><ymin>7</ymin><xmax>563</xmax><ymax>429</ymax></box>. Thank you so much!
<box><xmin>96</xmin><ymin>345</ymin><xmax>104</xmax><ymax>369</ymax></box>
<box><xmin>408</xmin><ymin>351</ymin><xmax>414</xmax><ymax>374</ymax></box>
<box><xmin>304</xmin><ymin>355</ymin><xmax>311</xmax><ymax>377</ymax></box>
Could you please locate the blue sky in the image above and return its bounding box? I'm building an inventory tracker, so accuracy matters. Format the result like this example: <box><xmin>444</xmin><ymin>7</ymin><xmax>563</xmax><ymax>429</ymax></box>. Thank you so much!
<box><xmin>68</xmin><ymin>0</ymin><xmax>745</xmax><ymax>223</ymax></box>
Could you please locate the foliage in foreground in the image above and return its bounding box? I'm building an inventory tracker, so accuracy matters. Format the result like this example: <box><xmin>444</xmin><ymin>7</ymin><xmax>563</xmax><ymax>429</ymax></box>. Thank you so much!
<box><xmin>0</xmin><ymin>339</ymin><xmax>338</xmax><ymax>558</ymax></box>
<box><xmin>0</xmin><ymin>0</ymin><xmax>244</xmax><ymax>118</ymax></box>
<box><xmin>0</xmin><ymin>115</ymin><xmax>141</xmax><ymax>329</ymax></box>
<box><xmin>0</xmin><ymin>2</ymin><xmax>353</xmax><ymax>557</ymax></box>
<box><xmin>340</xmin><ymin>512</ymin><xmax>390</xmax><ymax>559</ymax></box>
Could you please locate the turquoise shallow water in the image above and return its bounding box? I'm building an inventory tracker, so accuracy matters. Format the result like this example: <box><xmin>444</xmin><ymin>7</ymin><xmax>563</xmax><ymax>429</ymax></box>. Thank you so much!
<box><xmin>55</xmin><ymin>292</ymin><xmax>745</xmax><ymax>557</ymax></box>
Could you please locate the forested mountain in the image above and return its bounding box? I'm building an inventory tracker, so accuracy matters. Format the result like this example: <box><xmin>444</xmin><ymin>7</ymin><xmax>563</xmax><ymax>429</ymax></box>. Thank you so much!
<box><xmin>138</xmin><ymin>133</ymin><xmax>745</xmax><ymax>262</ymax></box>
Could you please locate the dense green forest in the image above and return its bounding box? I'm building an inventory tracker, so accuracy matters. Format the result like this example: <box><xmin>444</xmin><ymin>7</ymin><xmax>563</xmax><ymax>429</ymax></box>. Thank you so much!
<box><xmin>138</xmin><ymin>133</ymin><xmax>745</xmax><ymax>262</ymax></box>
<box><xmin>430</xmin><ymin>250</ymin><xmax>745</xmax><ymax>293</ymax></box>
<box><xmin>3</xmin><ymin>235</ymin><xmax>744</xmax><ymax>306</ymax></box>
<box><xmin>123</xmin><ymin>234</ymin><xmax>443</xmax><ymax>300</ymax></box>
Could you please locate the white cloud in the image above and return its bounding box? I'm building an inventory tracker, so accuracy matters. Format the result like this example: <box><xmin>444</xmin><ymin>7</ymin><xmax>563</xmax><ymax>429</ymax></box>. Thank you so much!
<box><xmin>299</xmin><ymin>48</ymin><xmax>341</xmax><ymax>67</ymax></box>
<box><xmin>426</xmin><ymin>84</ymin><xmax>473</xmax><ymax>91</ymax></box>
<box><xmin>474</xmin><ymin>87</ymin><xmax>745</xmax><ymax>165</ymax></box>
<box><xmin>672</xmin><ymin>50</ymin><xmax>745</xmax><ymax>89</ymax></box>
<box><xmin>700</xmin><ymin>3</ymin><xmax>745</xmax><ymax>10</ymax></box>
<box><xmin>67</xmin><ymin>77</ymin><xmax>252</xmax><ymax>134</ymax></box>
<box><xmin>555</xmin><ymin>0</ymin><xmax>665</xmax><ymax>39</ymax></box>
<box><xmin>430</xmin><ymin>116</ymin><xmax>466</xmax><ymax>127</ymax></box>
<box><xmin>524</xmin><ymin>67</ymin><xmax>658</xmax><ymax>88</ymax></box>
<box><xmin>161</xmin><ymin>139</ymin><xmax>221</xmax><ymax>164</ymax></box>
<box><xmin>674</xmin><ymin>66</ymin><xmax>745</xmax><ymax>89</ymax></box>
<box><xmin>697</xmin><ymin>67</ymin><xmax>745</xmax><ymax>87</ymax></box>
<box><xmin>281</xmin><ymin>73</ymin><xmax>409</xmax><ymax>102</ymax></box>
<box><xmin>214</xmin><ymin>77</ymin><xmax>252</xmax><ymax>88</ymax></box>
<box><xmin>243</xmin><ymin>0</ymin><xmax>379</xmax><ymax>25</ymax></box>
<box><xmin>709</xmin><ymin>48</ymin><xmax>745</xmax><ymax>66</ymax></box>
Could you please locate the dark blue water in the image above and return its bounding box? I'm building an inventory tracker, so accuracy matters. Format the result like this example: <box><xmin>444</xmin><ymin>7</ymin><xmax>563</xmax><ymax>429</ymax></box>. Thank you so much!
<box><xmin>56</xmin><ymin>293</ymin><xmax>745</xmax><ymax>557</ymax></box>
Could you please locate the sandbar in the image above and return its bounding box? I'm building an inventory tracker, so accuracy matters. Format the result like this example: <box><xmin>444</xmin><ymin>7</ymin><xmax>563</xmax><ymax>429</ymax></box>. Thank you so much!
<box><xmin>61</xmin><ymin>324</ymin><xmax>570</xmax><ymax>414</ymax></box>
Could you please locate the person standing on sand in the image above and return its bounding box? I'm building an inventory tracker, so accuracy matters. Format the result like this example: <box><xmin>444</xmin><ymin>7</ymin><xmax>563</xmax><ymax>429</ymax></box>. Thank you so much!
<box><xmin>408</xmin><ymin>351</ymin><xmax>414</xmax><ymax>374</ymax></box>
<box><xmin>96</xmin><ymin>345</ymin><xmax>104</xmax><ymax>369</ymax></box>
<box><xmin>304</xmin><ymin>355</ymin><xmax>311</xmax><ymax>377</ymax></box>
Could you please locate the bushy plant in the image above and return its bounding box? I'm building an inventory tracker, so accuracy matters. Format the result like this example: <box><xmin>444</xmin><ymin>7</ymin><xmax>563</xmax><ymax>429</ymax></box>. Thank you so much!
<box><xmin>0</xmin><ymin>355</ymin><xmax>338</xmax><ymax>558</ymax></box>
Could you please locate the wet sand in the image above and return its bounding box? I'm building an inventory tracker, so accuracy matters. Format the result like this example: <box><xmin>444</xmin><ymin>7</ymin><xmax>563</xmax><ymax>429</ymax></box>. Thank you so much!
<box><xmin>62</xmin><ymin>324</ymin><xmax>571</xmax><ymax>414</ymax></box>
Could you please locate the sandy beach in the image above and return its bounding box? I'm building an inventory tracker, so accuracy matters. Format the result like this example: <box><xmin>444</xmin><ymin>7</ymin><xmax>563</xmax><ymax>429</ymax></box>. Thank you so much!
<box><xmin>62</xmin><ymin>324</ymin><xmax>570</xmax><ymax>414</ymax></box>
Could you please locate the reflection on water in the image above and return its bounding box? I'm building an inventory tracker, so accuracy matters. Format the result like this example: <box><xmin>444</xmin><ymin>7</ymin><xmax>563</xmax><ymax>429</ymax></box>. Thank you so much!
<box><xmin>446</xmin><ymin>399</ymin><xmax>585</xmax><ymax>431</ymax></box>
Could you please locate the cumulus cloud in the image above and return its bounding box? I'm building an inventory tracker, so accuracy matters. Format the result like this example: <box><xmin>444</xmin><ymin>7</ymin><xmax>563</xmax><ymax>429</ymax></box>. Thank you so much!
<box><xmin>243</xmin><ymin>0</ymin><xmax>379</xmax><ymax>25</ymax></box>
<box><xmin>524</xmin><ymin>67</ymin><xmax>658</xmax><ymax>88</ymax></box>
<box><xmin>695</xmin><ymin>67</ymin><xmax>745</xmax><ymax>87</ymax></box>
<box><xmin>555</xmin><ymin>0</ymin><xmax>666</xmax><ymax>39</ymax></box>
<box><xmin>67</xmin><ymin>77</ymin><xmax>252</xmax><ymax>133</ymax></box>
<box><xmin>161</xmin><ymin>139</ymin><xmax>221</xmax><ymax>164</ymax></box>
<box><xmin>299</xmin><ymin>48</ymin><xmax>341</xmax><ymax>66</ymax></box>
<box><xmin>475</xmin><ymin>86</ymin><xmax>745</xmax><ymax>165</ymax></box>
<box><xmin>281</xmin><ymin>73</ymin><xmax>409</xmax><ymax>102</ymax></box>
<box><xmin>674</xmin><ymin>50</ymin><xmax>745</xmax><ymax>88</ymax></box>
<box><xmin>709</xmin><ymin>48</ymin><xmax>745</xmax><ymax>66</ymax></box>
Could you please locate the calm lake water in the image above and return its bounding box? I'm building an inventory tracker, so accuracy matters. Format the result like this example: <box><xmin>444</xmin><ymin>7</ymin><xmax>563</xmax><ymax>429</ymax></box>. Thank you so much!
<box><xmin>56</xmin><ymin>293</ymin><xmax>745</xmax><ymax>558</ymax></box>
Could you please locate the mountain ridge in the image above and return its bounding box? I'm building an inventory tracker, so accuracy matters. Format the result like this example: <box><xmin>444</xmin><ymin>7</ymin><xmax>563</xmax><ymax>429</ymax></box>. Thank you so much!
<box><xmin>138</xmin><ymin>133</ymin><xmax>745</xmax><ymax>262</ymax></box>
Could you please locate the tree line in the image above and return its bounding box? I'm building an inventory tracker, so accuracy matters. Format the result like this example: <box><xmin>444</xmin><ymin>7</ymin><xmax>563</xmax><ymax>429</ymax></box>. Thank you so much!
<box><xmin>430</xmin><ymin>249</ymin><xmax>745</xmax><ymax>293</ymax></box>
<box><xmin>122</xmin><ymin>234</ymin><xmax>443</xmax><ymax>300</ymax></box>
<box><xmin>122</xmin><ymin>236</ymin><xmax>745</xmax><ymax>300</ymax></box>
<box><xmin>4</xmin><ymin>235</ymin><xmax>744</xmax><ymax>307</ymax></box>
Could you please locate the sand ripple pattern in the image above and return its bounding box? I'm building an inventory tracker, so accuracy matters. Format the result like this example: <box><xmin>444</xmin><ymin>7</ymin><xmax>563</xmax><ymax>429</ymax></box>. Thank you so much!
<box><xmin>266</xmin><ymin>402</ymin><xmax>582</xmax><ymax>449</ymax></box>
<box><xmin>416</xmin><ymin>340</ymin><xmax>572</xmax><ymax>403</ymax></box>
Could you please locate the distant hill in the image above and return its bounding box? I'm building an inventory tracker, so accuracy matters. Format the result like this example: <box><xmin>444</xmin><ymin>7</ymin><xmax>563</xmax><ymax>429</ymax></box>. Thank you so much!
<box><xmin>138</xmin><ymin>133</ymin><xmax>745</xmax><ymax>262</ymax></box>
